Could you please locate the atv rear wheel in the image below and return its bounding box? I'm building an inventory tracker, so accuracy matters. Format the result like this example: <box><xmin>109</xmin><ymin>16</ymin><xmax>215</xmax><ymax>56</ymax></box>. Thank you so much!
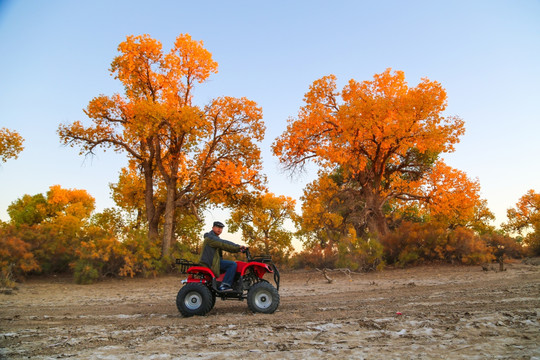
<box><xmin>247</xmin><ymin>281</ymin><xmax>280</xmax><ymax>314</ymax></box>
<box><xmin>176</xmin><ymin>283</ymin><xmax>213</xmax><ymax>317</ymax></box>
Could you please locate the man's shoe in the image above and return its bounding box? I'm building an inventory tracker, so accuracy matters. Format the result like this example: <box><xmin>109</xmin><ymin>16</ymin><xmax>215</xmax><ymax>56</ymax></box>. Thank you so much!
<box><xmin>218</xmin><ymin>284</ymin><xmax>233</xmax><ymax>292</ymax></box>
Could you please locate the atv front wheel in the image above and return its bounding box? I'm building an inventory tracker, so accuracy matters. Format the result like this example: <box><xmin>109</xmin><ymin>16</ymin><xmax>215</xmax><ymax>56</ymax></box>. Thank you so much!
<box><xmin>247</xmin><ymin>281</ymin><xmax>280</xmax><ymax>314</ymax></box>
<box><xmin>176</xmin><ymin>283</ymin><xmax>213</xmax><ymax>317</ymax></box>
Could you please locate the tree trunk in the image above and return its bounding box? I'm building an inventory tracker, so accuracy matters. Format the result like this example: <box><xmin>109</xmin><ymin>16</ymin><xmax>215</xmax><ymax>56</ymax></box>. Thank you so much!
<box><xmin>368</xmin><ymin>209</ymin><xmax>388</xmax><ymax>237</ymax></box>
<box><xmin>148</xmin><ymin>214</ymin><xmax>160</xmax><ymax>243</ymax></box>
<box><xmin>154</xmin><ymin>137</ymin><xmax>180</xmax><ymax>259</ymax></box>
<box><xmin>498</xmin><ymin>256</ymin><xmax>505</xmax><ymax>272</ymax></box>
<box><xmin>364</xmin><ymin>192</ymin><xmax>389</xmax><ymax>238</ymax></box>
<box><xmin>161</xmin><ymin>183</ymin><xmax>177</xmax><ymax>258</ymax></box>
<box><xmin>143</xmin><ymin>161</ymin><xmax>160</xmax><ymax>243</ymax></box>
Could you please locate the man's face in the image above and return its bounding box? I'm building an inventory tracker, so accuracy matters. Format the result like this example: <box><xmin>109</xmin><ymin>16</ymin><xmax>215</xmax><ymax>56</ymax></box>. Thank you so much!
<box><xmin>213</xmin><ymin>226</ymin><xmax>223</xmax><ymax>235</ymax></box>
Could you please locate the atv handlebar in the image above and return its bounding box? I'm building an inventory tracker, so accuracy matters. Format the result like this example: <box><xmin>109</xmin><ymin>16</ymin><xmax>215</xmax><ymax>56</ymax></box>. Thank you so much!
<box><xmin>243</xmin><ymin>247</ymin><xmax>252</xmax><ymax>262</ymax></box>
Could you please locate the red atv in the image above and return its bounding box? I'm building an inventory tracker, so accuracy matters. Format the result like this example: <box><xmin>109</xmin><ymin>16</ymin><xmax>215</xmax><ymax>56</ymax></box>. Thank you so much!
<box><xmin>175</xmin><ymin>248</ymin><xmax>280</xmax><ymax>317</ymax></box>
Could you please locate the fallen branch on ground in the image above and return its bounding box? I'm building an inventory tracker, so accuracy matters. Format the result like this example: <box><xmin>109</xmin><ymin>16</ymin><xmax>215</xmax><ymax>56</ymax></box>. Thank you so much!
<box><xmin>315</xmin><ymin>268</ymin><xmax>364</xmax><ymax>283</ymax></box>
<box><xmin>315</xmin><ymin>268</ymin><xmax>334</xmax><ymax>283</ymax></box>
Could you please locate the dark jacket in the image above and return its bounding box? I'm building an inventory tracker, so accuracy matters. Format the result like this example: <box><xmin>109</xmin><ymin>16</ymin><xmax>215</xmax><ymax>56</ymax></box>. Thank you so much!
<box><xmin>199</xmin><ymin>230</ymin><xmax>241</xmax><ymax>276</ymax></box>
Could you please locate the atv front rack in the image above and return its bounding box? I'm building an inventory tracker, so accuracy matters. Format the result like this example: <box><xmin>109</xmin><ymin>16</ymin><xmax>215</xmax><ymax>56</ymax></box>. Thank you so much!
<box><xmin>175</xmin><ymin>259</ymin><xmax>200</xmax><ymax>274</ymax></box>
<box><xmin>251</xmin><ymin>255</ymin><xmax>273</xmax><ymax>264</ymax></box>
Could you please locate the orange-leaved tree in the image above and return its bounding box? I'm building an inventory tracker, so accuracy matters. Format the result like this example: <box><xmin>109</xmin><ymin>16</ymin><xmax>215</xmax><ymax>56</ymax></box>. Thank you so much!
<box><xmin>296</xmin><ymin>173</ymin><xmax>344</xmax><ymax>249</ymax></box>
<box><xmin>6</xmin><ymin>185</ymin><xmax>95</xmax><ymax>273</ymax></box>
<box><xmin>58</xmin><ymin>35</ymin><xmax>166</xmax><ymax>244</ymax></box>
<box><xmin>397</xmin><ymin>160</ymin><xmax>494</xmax><ymax>232</ymax></box>
<box><xmin>0</xmin><ymin>225</ymin><xmax>40</xmax><ymax>282</ymax></box>
<box><xmin>109</xmin><ymin>165</ymin><xmax>149</xmax><ymax>230</ymax></box>
<box><xmin>59</xmin><ymin>34</ymin><xmax>266</xmax><ymax>258</ymax></box>
<box><xmin>0</xmin><ymin>127</ymin><xmax>24</xmax><ymax>163</ymax></box>
<box><xmin>297</xmin><ymin>162</ymin><xmax>492</xmax><ymax>267</ymax></box>
<box><xmin>273</xmin><ymin>69</ymin><xmax>465</xmax><ymax>237</ymax></box>
<box><xmin>109</xmin><ymin>164</ymin><xmax>204</xmax><ymax>255</ymax></box>
<box><xmin>227</xmin><ymin>192</ymin><xmax>296</xmax><ymax>262</ymax></box>
<box><xmin>505</xmin><ymin>189</ymin><xmax>540</xmax><ymax>255</ymax></box>
<box><xmin>296</xmin><ymin>172</ymin><xmax>385</xmax><ymax>270</ymax></box>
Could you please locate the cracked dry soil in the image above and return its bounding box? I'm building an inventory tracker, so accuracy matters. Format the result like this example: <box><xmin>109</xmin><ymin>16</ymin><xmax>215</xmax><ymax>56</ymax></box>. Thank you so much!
<box><xmin>1</xmin><ymin>261</ymin><xmax>539</xmax><ymax>359</ymax></box>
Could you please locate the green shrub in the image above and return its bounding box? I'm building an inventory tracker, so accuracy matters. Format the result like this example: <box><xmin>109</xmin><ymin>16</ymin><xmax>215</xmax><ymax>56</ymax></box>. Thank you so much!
<box><xmin>383</xmin><ymin>221</ymin><xmax>496</xmax><ymax>266</ymax></box>
<box><xmin>0</xmin><ymin>265</ymin><xmax>17</xmax><ymax>289</ymax></box>
<box><xmin>336</xmin><ymin>232</ymin><xmax>384</xmax><ymax>272</ymax></box>
<box><xmin>73</xmin><ymin>260</ymin><xmax>100</xmax><ymax>284</ymax></box>
<box><xmin>397</xmin><ymin>250</ymin><xmax>419</xmax><ymax>267</ymax></box>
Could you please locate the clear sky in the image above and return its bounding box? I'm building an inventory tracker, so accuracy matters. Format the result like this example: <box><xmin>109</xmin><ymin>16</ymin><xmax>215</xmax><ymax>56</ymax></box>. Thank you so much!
<box><xmin>1</xmin><ymin>0</ymin><xmax>539</xmax><ymax>243</ymax></box>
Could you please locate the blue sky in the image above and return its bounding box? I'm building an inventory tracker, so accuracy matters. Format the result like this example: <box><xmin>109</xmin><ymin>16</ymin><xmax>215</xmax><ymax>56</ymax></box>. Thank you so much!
<box><xmin>1</xmin><ymin>0</ymin><xmax>539</xmax><ymax>242</ymax></box>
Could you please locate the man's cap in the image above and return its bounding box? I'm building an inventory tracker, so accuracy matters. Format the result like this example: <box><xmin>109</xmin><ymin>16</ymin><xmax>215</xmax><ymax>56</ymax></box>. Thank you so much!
<box><xmin>213</xmin><ymin>221</ymin><xmax>225</xmax><ymax>228</ymax></box>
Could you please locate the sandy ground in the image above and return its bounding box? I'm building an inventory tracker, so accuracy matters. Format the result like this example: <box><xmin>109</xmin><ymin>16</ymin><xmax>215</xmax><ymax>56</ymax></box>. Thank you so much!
<box><xmin>1</xmin><ymin>261</ymin><xmax>539</xmax><ymax>359</ymax></box>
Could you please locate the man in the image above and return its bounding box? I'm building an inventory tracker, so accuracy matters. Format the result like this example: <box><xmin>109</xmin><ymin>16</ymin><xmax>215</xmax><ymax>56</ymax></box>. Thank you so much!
<box><xmin>199</xmin><ymin>221</ymin><xmax>246</xmax><ymax>292</ymax></box>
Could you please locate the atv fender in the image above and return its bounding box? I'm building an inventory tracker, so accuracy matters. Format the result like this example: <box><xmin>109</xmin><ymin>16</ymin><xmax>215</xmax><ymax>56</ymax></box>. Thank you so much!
<box><xmin>187</xmin><ymin>266</ymin><xmax>215</xmax><ymax>277</ymax></box>
<box><xmin>241</xmin><ymin>262</ymin><xmax>273</xmax><ymax>277</ymax></box>
<box><xmin>242</xmin><ymin>262</ymin><xmax>280</xmax><ymax>291</ymax></box>
<box><xmin>185</xmin><ymin>266</ymin><xmax>215</xmax><ymax>284</ymax></box>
